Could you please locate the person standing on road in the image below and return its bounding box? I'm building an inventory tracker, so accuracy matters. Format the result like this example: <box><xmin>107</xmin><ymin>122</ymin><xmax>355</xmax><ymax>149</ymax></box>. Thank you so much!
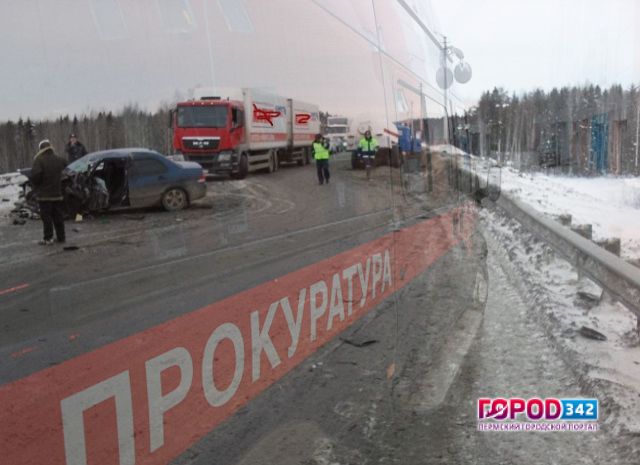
<box><xmin>358</xmin><ymin>130</ymin><xmax>379</xmax><ymax>180</ymax></box>
<box><xmin>65</xmin><ymin>133</ymin><xmax>87</xmax><ymax>164</ymax></box>
<box><xmin>31</xmin><ymin>140</ymin><xmax>67</xmax><ymax>245</ymax></box>
<box><xmin>313</xmin><ymin>133</ymin><xmax>331</xmax><ymax>185</ymax></box>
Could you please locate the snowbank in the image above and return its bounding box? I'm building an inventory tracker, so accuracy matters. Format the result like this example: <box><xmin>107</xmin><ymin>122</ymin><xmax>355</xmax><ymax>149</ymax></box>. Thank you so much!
<box><xmin>429</xmin><ymin>144</ymin><xmax>467</xmax><ymax>155</ymax></box>
<box><xmin>500</xmin><ymin>168</ymin><xmax>640</xmax><ymax>261</ymax></box>
<box><xmin>0</xmin><ymin>172</ymin><xmax>27</xmax><ymax>218</ymax></box>
<box><xmin>437</xmin><ymin>146</ymin><xmax>640</xmax><ymax>260</ymax></box>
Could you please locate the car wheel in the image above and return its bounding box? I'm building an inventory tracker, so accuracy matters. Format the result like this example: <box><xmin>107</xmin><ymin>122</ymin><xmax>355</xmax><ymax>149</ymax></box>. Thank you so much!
<box><xmin>162</xmin><ymin>188</ymin><xmax>188</xmax><ymax>211</ymax></box>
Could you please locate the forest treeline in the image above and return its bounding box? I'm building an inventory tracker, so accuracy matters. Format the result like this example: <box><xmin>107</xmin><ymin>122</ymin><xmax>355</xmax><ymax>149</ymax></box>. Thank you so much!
<box><xmin>463</xmin><ymin>84</ymin><xmax>639</xmax><ymax>174</ymax></box>
<box><xmin>0</xmin><ymin>106</ymin><xmax>172</xmax><ymax>173</ymax></box>
<box><xmin>0</xmin><ymin>106</ymin><xmax>332</xmax><ymax>173</ymax></box>
<box><xmin>1</xmin><ymin>84</ymin><xmax>638</xmax><ymax>174</ymax></box>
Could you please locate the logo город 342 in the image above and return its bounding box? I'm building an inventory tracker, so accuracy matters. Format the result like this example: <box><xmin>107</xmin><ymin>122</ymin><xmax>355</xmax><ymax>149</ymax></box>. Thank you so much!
<box><xmin>478</xmin><ymin>398</ymin><xmax>598</xmax><ymax>421</ymax></box>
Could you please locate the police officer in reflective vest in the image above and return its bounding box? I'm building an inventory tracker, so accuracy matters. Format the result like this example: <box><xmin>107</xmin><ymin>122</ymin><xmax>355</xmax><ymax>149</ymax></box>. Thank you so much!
<box><xmin>312</xmin><ymin>133</ymin><xmax>331</xmax><ymax>185</ymax></box>
<box><xmin>358</xmin><ymin>130</ymin><xmax>379</xmax><ymax>180</ymax></box>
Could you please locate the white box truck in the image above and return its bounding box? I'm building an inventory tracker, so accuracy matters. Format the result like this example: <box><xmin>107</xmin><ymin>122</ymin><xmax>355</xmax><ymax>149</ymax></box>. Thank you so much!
<box><xmin>172</xmin><ymin>88</ymin><xmax>321</xmax><ymax>178</ymax></box>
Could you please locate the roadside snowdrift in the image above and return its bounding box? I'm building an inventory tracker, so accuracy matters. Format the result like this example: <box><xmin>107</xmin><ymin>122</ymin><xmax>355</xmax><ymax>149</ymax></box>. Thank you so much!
<box><xmin>0</xmin><ymin>172</ymin><xmax>26</xmax><ymax>218</ymax></box>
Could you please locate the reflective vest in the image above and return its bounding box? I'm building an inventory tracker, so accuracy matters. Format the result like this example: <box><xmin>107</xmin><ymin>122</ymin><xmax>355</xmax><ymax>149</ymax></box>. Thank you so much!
<box><xmin>358</xmin><ymin>137</ymin><xmax>379</xmax><ymax>154</ymax></box>
<box><xmin>313</xmin><ymin>142</ymin><xmax>330</xmax><ymax>160</ymax></box>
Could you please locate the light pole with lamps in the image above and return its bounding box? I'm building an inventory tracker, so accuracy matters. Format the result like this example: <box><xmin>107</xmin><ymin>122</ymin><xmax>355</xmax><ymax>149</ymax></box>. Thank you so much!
<box><xmin>395</xmin><ymin>1</ymin><xmax>472</xmax><ymax>147</ymax></box>
<box><xmin>633</xmin><ymin>86</ymin><xmax>639</xmax><ymax>173</ymax></box>
<box><xmin>435</xmin><ymin>35</ymin><xmax>472</xmax><ymax>145</ymax></box>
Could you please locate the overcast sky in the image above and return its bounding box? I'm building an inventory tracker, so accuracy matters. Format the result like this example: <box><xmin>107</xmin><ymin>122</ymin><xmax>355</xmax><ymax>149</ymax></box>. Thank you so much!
<box><xmin>431</xmin><ymin>0</ymin><xmax>639</xmax><ymax>106</ymax></box>
<box><xmin>0</xmin><ymin>0</ymin><xmax>637</xmax><ymax>121</ymax></box>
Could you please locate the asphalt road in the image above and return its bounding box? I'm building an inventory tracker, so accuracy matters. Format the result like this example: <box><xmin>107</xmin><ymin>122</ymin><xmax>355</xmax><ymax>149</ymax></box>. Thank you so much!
<box><xmin>1</xmin><ymin>154</ymin><xmax>633</xmax><ymax>464</ymax></box>
<box><xmin>0</xmin><ymin>154</ymin><xmax>452</xmax><ymax>374</ymax></box>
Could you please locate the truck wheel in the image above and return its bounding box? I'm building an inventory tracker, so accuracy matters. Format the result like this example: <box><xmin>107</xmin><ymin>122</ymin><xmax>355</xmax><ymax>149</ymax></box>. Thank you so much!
<box><xmin>235</xmin><ymin>154</ymin><xmax>249</xmax><ymax>179</ymax></box>
<box><xmin>304</xmin><ymin>149</ymin><xmax>311</xmax><ymax>165</ymax></box>
<box><xmin>231</xmin><ymin>153</ymin><xmax>249</xmax><ymax>179</ymax></box>
<box><xmin>274</xmin><ymin>151</ymin><xmax>280</xmax><ymax>172</ymax></box>
<box><xmin>266</xmin><ymin>151</ymin><xmax>275</xmax><ymax>173</ymax></box>
<box><xmin>162</xmin><ymin>188</ymin><xmax>189</xmax><ymax>211</ymax></box>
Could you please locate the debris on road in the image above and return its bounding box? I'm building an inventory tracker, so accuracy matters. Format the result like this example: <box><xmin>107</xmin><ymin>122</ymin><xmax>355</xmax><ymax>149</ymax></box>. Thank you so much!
<box><xmin>309</xmin><ymin>361</ymin><xmax>324</xmax><ymax>372</ymax></box>
<box><xmin>63</xmin><ymin>246</ymin><xmax>80</xmax><ymax>252</ymax></box>
<box><xmin>15</xmin><ymin>208</ymin><xmax>39</xmax><ymax>220</ymax></box>
<box><xmin>340</xmin><ymin>337</ymin><xmax>379</xmax><ymax>348</ymax></box>
<box><xmin>386</xmin><ymin>363</ymin><xmax>396</xmax><ymax>379</ymax></box>
<box><xmin>575</xmin><ymin>277</ymin><xmax>603</xmax><ymax>309</ymax></box>
<box><xmin>578</xmin><ymin>326</ymin><xmax>607</xmax><ymax>341</ymax></box>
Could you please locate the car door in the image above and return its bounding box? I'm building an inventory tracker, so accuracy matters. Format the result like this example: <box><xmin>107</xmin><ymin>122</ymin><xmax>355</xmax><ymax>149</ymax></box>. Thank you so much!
<box><xmin>128</xmin><ymin>154</ymin><xmax>171</xmax><ymax>208</ymax></box>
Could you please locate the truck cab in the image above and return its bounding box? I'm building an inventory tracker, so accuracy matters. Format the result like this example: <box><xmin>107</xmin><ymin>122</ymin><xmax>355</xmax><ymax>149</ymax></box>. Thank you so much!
<box><xmin>172</xmin><ymin>97</ymin><xmax>246</xmax><ymax>175</ymax></box>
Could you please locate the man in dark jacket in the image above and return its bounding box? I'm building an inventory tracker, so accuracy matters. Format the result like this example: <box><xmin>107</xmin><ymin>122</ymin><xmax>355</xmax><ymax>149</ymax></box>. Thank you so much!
<box><xmin>31</xmin><ymin>140</ymin><xmax>68</xmax><ymax>245</ymax></box>
<box><xmin>65</xmin><ymin>133</ymin><xmax>87</xmax><ymax>164</ymax></box>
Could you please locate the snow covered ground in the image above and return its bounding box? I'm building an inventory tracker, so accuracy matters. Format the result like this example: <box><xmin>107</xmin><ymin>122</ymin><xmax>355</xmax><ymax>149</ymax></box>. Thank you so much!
<box><xmin>0</xmin><ymin>172</ymin><xmax>26</xmax><ymax>218</ymax></box>
<box><xmin>482</xmin><ymin>208</ymin><xmax>640</xmax><ymax>434</ymax></box>
<box><xmin>501</xmin><ymin>168</ymin><xmax>640</xmax><ymax>261</ymax></box>
<box><xmin>430</xmin><ymin>144</ymin><xmax>640</xmax><ymax>261</ymax></box>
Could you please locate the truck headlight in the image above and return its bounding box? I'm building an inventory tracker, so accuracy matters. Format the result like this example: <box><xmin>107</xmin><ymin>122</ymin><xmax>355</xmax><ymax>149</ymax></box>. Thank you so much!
<box><xmin>218</xmin><ymin>151</ymin><xmax>233</xmax><ymax>161</ymax></box>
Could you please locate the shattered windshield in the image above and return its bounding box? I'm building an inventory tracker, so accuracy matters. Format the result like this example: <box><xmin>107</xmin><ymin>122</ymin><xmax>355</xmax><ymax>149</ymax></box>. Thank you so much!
<box><xmin>66</xmin><ymin>155</ymin><xmax>97</xmax><ymax>173</ymax></box>
<box><xmin>0</xmin><ymin>1</ymin><xmax>639</xmax><ymax>465</ymax></box>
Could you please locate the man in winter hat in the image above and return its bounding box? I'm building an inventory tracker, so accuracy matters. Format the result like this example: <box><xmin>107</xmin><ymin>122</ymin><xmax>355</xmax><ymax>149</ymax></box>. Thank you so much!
<box><xmin>31</xmin><ymin>139</ymin><xmax>68</xmax><ymax>244</ymax></box>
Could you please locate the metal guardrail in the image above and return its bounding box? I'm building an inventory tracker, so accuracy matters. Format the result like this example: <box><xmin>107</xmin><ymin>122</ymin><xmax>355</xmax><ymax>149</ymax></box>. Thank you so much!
<box><xmin>494</xmin><ymin>193</ymin><xmax>640</xmax><ymax>321</ymax></box>
<box><xmin>404</xmin><ymin>149</ymin><xmax>640</xmax><ymax>321</ymax></box>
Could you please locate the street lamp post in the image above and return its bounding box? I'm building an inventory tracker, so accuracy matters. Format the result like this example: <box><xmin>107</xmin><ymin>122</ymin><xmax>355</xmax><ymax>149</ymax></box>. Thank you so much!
<box><xmin>395</xmin><ymin>1</ymin><xmax>472</xmax><ymax>149</ymax></box>
<box><xmin>629</xmin><ymin>84</ymin><xmax>640</xmax><ymax>175</ymax></box>
<box><xmin>434</xmin><ymin>32</ymin><xmax>472</xmax><ymax>148</ymax></box>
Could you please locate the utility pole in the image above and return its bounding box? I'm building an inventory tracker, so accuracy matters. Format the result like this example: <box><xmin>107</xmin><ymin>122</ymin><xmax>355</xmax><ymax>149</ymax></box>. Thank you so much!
<box><xmin>442</xmin><ymin>36</ymin><xmax>449</xmax><ymax>144</ymax></box>
<box><xmin>635</xmin><ymin>100</ymin><xmax>639</xmax><ymax>173</ymax></box>
<box><xmin>420</xmin><ymin>82</ymin><xmax>425</xmax><ymax>142</ymax></box>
